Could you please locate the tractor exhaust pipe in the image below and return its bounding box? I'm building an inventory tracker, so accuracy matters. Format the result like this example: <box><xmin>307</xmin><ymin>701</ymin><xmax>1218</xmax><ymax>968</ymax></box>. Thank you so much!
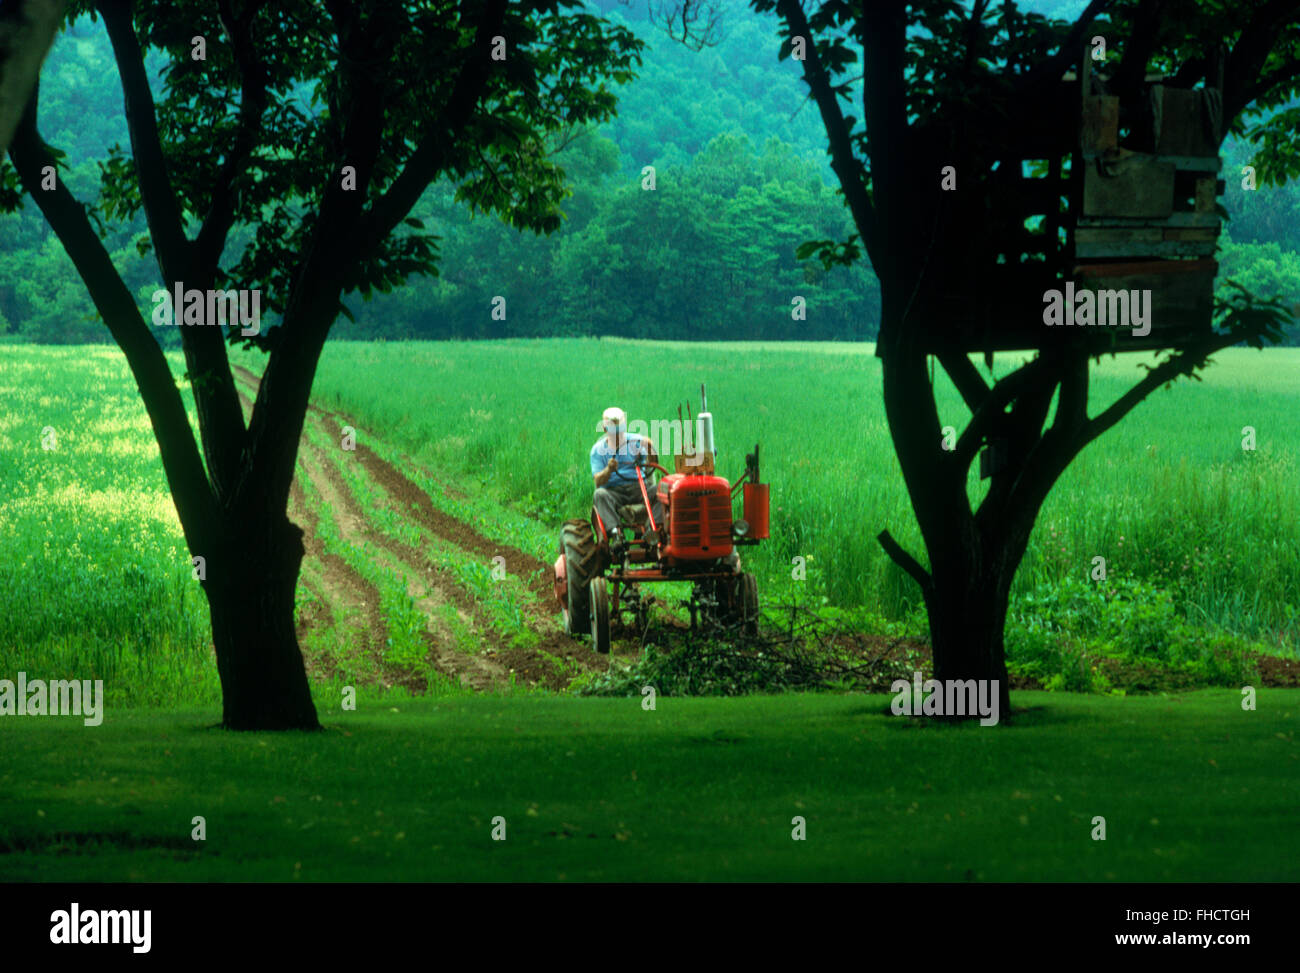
<box><xmin>742</xmin><ymin>453</ymin><xmax>769</xmax><ymax>540</ymax></box>
<box><xmin>697</xmin><ymin>383</ymin><xmax>715</xmax><ymax>466</ymax></box>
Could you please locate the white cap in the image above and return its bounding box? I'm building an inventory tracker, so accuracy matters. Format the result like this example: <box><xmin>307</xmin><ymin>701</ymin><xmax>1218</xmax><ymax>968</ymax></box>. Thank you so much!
<box><xmin>599</xmin><ymin>406</ymin><xmax>626</xmax><ymax>430</ymax></box>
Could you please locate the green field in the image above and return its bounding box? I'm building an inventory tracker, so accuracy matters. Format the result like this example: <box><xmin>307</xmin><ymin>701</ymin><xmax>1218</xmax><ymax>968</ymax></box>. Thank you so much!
<box><xmin>260</xmin><ymin>339</ymin><xmax>1300</xmax><ymax>648</ymax></box>
<box><xmin>2</xmin><ymin>341</ymin><xmax>1296</xmax><ymax>709</ymax></box>
<box><xmin>0</xmin><ymin>346</ymin><xmax>216</xmax><ymax>706</ymax></box>
<box><xmin>2</xmin><ymin>692</ymin><xmax>1295</xmax><ymax>882</ymax></box>
<box><xmin>2</xmin><ymin>341</ymin><xmax>1298</xmax><ymax>882</ymax></box>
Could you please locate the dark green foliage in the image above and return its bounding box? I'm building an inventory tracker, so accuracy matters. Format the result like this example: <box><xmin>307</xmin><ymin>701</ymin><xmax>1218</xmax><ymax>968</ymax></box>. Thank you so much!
<box><xmin>1</xmin><ymin>2</ymin><xmax>881</xmax><ymax>343</ymax></box>
<box><xmin>1005</xmin><ymin>574</ymin><xmax>1260</xmax><ymax>692</ymax></box>
<box><xmin>578</xmin><ymin>635</ymin><xmax>804</xmax><ymax>696</ymax></box>
<box><xmin>3</xmin><ymin>2</ymin><xmax>1297</xmax><ymax>344</ymax></box>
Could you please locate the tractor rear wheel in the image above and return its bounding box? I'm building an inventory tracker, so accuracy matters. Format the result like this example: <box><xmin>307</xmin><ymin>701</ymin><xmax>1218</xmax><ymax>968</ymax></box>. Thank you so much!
<box><xmin>715</xmin><ymin>571</ymin><xmax>760</xmax><ymax>636</ymax></box>
<box><xmin>590</xmin><ymin>577</ymin><xmax>611</xmax><ymax>654</ymax></box>
<box><xmin>739</xmin><ymin>571</ymin><xmax>759</xmax><ymax>637</ymax></box>
<box><xmin>561</xmin><ymin>520</ymin><xmax>596</xmax><ymax>637</ymax></box>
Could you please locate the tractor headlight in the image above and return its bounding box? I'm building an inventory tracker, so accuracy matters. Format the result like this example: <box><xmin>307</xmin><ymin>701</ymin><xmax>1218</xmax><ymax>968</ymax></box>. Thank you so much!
<box><xmin>732</xmin><ymin>518</ymin><xmax>750</xmax><ymax>539</ymax></box>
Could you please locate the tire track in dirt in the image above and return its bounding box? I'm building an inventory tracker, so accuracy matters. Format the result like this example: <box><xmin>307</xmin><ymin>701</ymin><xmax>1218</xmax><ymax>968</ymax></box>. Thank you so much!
<box><xmin>233</xmin><ymin>385</ymin><xmax>400</xmax><ymax>691</ymax></box>
<box><xmin>318</xmin><ymin>414</ymin><xmax>611</xmax><ymax>685</ymax></box>
<box><xmin>232</xmin><ymin>365</ymin><xmax>550</xmax><ymax>588</ymax></box>
<box><xmin>235</xmin><ymin>377</ymin><xmax>501</xmax><ymax>690</ymax></box>
<box><xmin>294</xmin><ymin>432</ymin><xmax>511</xmax><ymax>692</ymax></box>
<box><xmin>353</xmin><ymin>442</ymin><xmax>553</xmax><ymax>599</ymax></box>
<box><xmin>232</xmin><ymin>364</ymin><xmax>610</xmax><ymax>689</ymax></box>
<box><xmin>297</xmin><ymin>407</ymin><xmax>605</xmax><ymax>689</ymax></box>
<box><xmin>232</xmin><ymin>367</ymin><xmax>593</xmax><ymax>690</ymax></box>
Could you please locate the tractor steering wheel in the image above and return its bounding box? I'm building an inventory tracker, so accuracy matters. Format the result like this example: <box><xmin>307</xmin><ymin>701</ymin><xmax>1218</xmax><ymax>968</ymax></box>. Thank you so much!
<box><xmin>637</xmin><ymin>456</ymin><xmax>669</xmax><ymax>477</ymax></box>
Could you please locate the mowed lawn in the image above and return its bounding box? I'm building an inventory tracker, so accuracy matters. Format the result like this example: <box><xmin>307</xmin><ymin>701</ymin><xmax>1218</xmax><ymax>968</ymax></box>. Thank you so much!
<box><xmin>1</xmin><ymin>691</ymin><xmax>1295</xmax><ymax>882</ymax></box>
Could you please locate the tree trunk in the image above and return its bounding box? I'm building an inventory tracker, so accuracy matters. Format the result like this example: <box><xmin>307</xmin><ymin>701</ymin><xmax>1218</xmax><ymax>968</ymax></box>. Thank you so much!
<box><xmin>206</xmin><ymin>509</ymin><xmax>320</xmax><ymax>731</ymax></box>
<box><xmin>925</xmin><ymin>543</ymin><xmax>1015</xmax><ymax>719</ymax></box>
<box><xmin>0</xmin><ymin>0</ymin><xmax>63</xmax><ymax>156</ymax></box>
<box><xmin>877</xmin><ymin>298</ymin><xmax>1030</xmax><ymax>721</ymax></box>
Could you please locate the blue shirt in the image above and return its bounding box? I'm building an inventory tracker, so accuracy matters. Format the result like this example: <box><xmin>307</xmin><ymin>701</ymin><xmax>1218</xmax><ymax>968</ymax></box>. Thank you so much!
<box><xmin>591</xmin><ymin>433</ymin><xmax>653</xmax><ymax>487</ymax></box>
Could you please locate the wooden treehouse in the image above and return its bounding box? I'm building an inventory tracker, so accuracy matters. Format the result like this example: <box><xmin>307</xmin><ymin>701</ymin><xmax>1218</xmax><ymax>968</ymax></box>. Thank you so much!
<box><xmin>926</xmin><ymin>51</ymin><xmax>1226</xmax><ymax>355</ymax></box>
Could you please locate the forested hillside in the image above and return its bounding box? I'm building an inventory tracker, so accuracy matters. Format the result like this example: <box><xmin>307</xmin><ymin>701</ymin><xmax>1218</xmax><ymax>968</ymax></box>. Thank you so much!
<box><xmin>1</xmin><ymin>0</ymin><xmax>1296</xmax><ymax>343</ymax></box>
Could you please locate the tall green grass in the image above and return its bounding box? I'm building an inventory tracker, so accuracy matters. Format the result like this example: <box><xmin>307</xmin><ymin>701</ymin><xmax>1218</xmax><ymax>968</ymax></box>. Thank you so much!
<box><xmin>263</xmin><ymin>339</ymin><xmax>1300</xmax><ymax>651</ymax></box>
<box><xmin>4</xmin><ymin>340</ymin><xmax>1294</xmax><ymax>710</ymax></box>
<box><xmin>0</xmin><ymin>347</ymin><xmax>217</xmax><ymax>705</ymax></box>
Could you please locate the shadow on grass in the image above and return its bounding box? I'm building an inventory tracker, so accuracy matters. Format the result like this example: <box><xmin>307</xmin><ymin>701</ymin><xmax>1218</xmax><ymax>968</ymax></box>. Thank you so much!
<box><xmin>844</xmin><ymin>700</ymin><xmax>1085</xmax><ymax>730</ymax></box>
<box><xmin>0</xmin><ymin>831</ymin><xmax>200</xmax><ymax>857</ymax></box>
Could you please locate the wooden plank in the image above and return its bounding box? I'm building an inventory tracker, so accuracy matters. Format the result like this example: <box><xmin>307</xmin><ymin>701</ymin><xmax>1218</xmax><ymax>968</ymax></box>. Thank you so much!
<box><xmin>1076</xmin><ymin>227</ymin><xmax>1217</xmax><ymax>242</ymax></box>
<box><xmin>1073</xmin><ymin>258</ymin><xmax>1217</xmax><ymax>277</ymax></box>
<box><xmin>923</xmin><ymin>320</ymin><xmax>1207</xmax><ymax>355</ymax></box>
<box><xmin>1076</xmin><ymin>228</ymin><xmax>1163</xmax><ymax>245</ymax></box>
<box><xmin>1073</xmin><ymin>259</ymin><xmax>1217</xmax><ymax>336</ymax></box>
<box><xmin>1075</xmin><ymin>225</ymin><xmax>1217</xmax><ymax>258</ymax></box>
<box><xmin>1082</xmin><ymin>154</ymin><xmax>1175</xmax><ymax>218</ymax></box>
<box><xmin>1168</xmin><ymin>155</ymin><xmax>1221</xmax><ymax>172</ymax></box>
<box><xmin>922</xmin><ymin>251</ymin><xmax>1216</xmax><ymax>354</ymax></box>
<box><xmin>1152</xmin><ymin>86</ymin><xmax>1219</xmax><ymax>157</ymax></box>
<box><xmin>1081</xmin><ymin>95</ymin><xmax>1118</xmax><ymax>152</ymax></box>
<box><xmin>1164</xmin><ymin>226</ymin><xmax>1218</xmax><ymax>242</ymax></box>
<box><xmin>1158</xmin><ymin>155</ymin><xmax>1221</xmax><ymax>172</ymax></box>
<box><xmin>1081</xmin><ymin>151</ymin><xmax>1221</xmax><ymax>172</ymax></box>
<box><xmin>1195</xmin><ymin>176</ymin><xmax>1217</xmax><ymax>213</ymax></box>
<box><xmin>1075</xmin><ymin>226</ymin><xmax>1217</xmax><ymax>243</ymax></box>
<box><xmin>1077</xmin><ymin>211</ymin><xmax>1220</xmax><ymax>228</ymax></box>
<box><xmin>1075</xmin><ymin>239</ymin><xmax>1218</xmax><ymax>258</ymax></box>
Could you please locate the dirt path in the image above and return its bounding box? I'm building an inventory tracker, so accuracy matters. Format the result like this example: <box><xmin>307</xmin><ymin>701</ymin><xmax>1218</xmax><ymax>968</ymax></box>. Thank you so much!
<box><xmin>352</xmin><ymin>439</ymin><xmax>553</xmax><ymax>600</ymax></box>
<box><xmin>233</xmin><ymin>385</ymin><xmax>402</xmax><ymax>689</ymax></box>
<box><xmin>295</xmin><ymin>442</ymin><xmax>511</xmax><ymax>692</ymax></box>
<box><xmin>231</xmin><ymin>365</ymin><xmax>607</xmax><ymax>692</ymax></box>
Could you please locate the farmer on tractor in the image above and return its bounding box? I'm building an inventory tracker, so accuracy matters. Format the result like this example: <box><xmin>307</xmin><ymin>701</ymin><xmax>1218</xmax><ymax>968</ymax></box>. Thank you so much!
<box><xmin>591</xmin><ymin>406</ymin><xmax>663</xmax><ymax>560</ymax></box>
<box><xmin>556</xmin><ymin>387</ymin><xmax>768</xmax><ymax>653</ymax></box>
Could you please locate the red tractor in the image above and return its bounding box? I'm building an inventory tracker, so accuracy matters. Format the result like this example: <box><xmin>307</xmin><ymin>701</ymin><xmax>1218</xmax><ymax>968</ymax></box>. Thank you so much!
<box><xmin>554</xmin><ymin>388</ymin><xmax>770</xmax><ymax>654</ymax></box>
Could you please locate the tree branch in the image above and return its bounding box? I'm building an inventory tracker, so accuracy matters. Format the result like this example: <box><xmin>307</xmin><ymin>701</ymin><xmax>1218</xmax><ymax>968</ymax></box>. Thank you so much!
<box><xmin>858</xmin><ymin>0</ymin><xmax>907</xmax><ymax>302</ymax></box>
<box><xmin>1019</xmin><ymin>334</ymin><xmax>1240</xmax><ymax>515</ymax></box>
<box><xmin>937</xmin><ymin>350</ymin><xmax>991</xmax><ymax>414</ymax></box>
<box><xmin>8</xmin><ymin>91</ymin><xmax>217</xmax><ymax>553</ymax></box>
<box><xmin>0</xmin><ymin>0</ymin><xmax>63</xmax><ymax>156</ymax></box>
<box><xmin>979</xmin><ymin>355</ymin><xmax>1061</xmax><ymax>521</ymax></box>
<box><xmin>1080</xmin><ymin>335</ymin><xmax>1241</xmax><ymax>449</ymax></box>
<box><xmin>1232</xmin><ymin>56</ymin><xmax>1300</xmax><ymax>116</ymax></box>
<box><xmin>99</xmin><ymin>0</ymin><xmax>249</xmax><ymax>505</ymax></box>
<box><xmin>1223</xmin><ymin>0</ymin><xmax>1300</xmax><ymax>122</ymax></box>
<box><xmin>96</xmin><ymin>0</ymin><xmax>190</xmax><ymax>284</ymax></box>
<box><xmin>357</xmin><ymin>0</ymin><xmax>510</xmax><ymax>257</ymax></box>
<box><xmin>963</xmin><ymin>0</ymin><xmax>990</xmax><ymax>81</ymax></box>
<box><xmin>774</xmin><ymin>0</ymin><xmax>879</xmax><ymax>271</ymax></box>
<box><xmin>1049</xmin><ymin>349</ymin><xmax>1089</xmax><ymax>441</ymax></box>
<box><xmin>1017</xmin><ymin>0</ymin><xmax>1112</xmax><ymax>92</ymax></box>
<box><xmin>953</xmin><ymin>354</ymin><xmax>1052</xmax><ymax>470</ymax></box>
<box><xmin>1110</xmin><ymin>0</ymin><xmax>1164</xmax><ymax>106</ymax></box>
<box><xmin>1167</xmin><ymin>53</ymin><xmax>1209</xmax><ymax>90</ymax></box>
<box><xmin>193</xmin><ymin>0</ymin><xmax>271</xmax><ymax>280</ymax></box>
<box><xmin>244</xmin><ymin>0</ymin><xmax>396</xmax><ymax>515</ymax></box>
<box><xmin>876</xmin><ymin>529</ymin><xmax>933</xmax><ymax>595</ymax></box>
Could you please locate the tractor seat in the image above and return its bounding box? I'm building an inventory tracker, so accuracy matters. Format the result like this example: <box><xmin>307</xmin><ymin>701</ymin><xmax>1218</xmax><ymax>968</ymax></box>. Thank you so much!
<box><xmin>616</xmin><ymin>503</ymin><xmax>648</xmax><ymax>526</ymax></box>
